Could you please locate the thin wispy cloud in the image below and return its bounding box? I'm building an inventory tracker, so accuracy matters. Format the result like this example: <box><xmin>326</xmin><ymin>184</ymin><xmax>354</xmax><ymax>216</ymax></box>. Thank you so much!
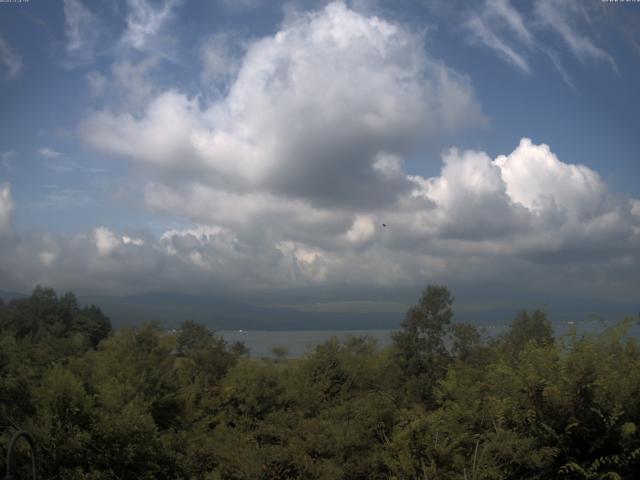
<box><xmin>0</xmin><ymin>183</ymin><xmax>13</xmax><ymax>235</ymax></box>
<box><xmin>484</xmin><ymin>0</ymin><xmax>533</xmax><ymax>47</ymax></box>
<box><xmin>1</xmin><ymin>151</ymin><xmax>16</xmax><ymax>170</ymax></box>
<box><xmin>535</xmin><ymin>0</ymin><xmax>617</xmax><ymax>72</ymax></box>
<box><xmin>218</xmin><ymin>0</ymin><xmax>263</xmax><ymax>10</ymax></box>
<box><xmin>28</xmin><ymin>185</ymin><xmax>94</xmax><ymax>211</ymax></box>
<box><xmin>85</xmin><ymin>71</ymin><xmax>108</xmax><ymax>96</ymax></box>
<box><xmin>62</xmin><ymin>0</ymin><xmax>102</xmax><ymax>66</ymax></box>
<box><xmin>464</xmin><ymin>14</ymin><xmax>531</xmax><ymax>74</ymax></box>
<box><xmin>110</xmin><ymin>57</ymin><xmax>160</xmax><ymax>109</ymax></box>
<box><xmin>461</xmin><ymin>0</ymin><xmax>534</xmax><ymax>74</ymax></box>
<box><xmin>121</xmin><ymin>0</ymin><xmax>180</xmax><ymax>56</ymax></box>
<box><xmin>39</xmin><ymin>147</ymin><xmax>104</xmax><ymax>174</ymax></box>
<box><xmin>0</xmin><ymin>35</ymin><xmax>22</xmax><ymax>78</ymax></box>
<box><xmin>461</xmin><ymin>0</ymin><xmax>618</xmax><ymax>83</ymax></box>
<box><xmin>38</xmin><ymin>188</ymin><xmax>92</xmax><ymax>209</ymax></box>
<box><xmin>199</xmin><ymin>32</ymin><xmax>242</xmax><ymax>89</ymax></box>
<box><xmin>541</xmin><ymin>46</ymin><xmax>576</xmax><ymax>90</ymax></box>
<box><xmin>38</xmin><ymin>147</ymin><xmax>62</xmax><ymax>159</ymax></box>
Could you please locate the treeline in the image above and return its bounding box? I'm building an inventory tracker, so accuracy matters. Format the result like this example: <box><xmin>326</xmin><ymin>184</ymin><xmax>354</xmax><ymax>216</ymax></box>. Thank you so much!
<box><xmin>1</xmin><ymin>285</ymin><xmax>640</xmax><ymax>479</ymax></box>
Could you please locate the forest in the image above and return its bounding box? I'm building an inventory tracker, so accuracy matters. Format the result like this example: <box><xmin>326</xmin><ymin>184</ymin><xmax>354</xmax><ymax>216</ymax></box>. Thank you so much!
<box><xmin>1</xmin><ymin>285</ymin><xmax>639</xmax><ymax>479</ymax></box>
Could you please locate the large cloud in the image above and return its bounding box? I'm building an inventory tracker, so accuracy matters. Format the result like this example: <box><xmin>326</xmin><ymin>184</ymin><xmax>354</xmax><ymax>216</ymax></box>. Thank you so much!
<box><xmin>494</xmin><ymin>138</ymin><xmax>608</xmax><ymax>219</ymax></box>
<box><xmin>2</xmin><ymin>137</ymin><xmax>638</xmax><ymax>300</ymax></box>
<box><xmin>81</xmin><ymin>2</ymin><xmax>485</xmax><ymax>209</ymax></box>
<box><xmin>396</xmin><ymin>139</ymin><xmax>637</xmax><ymax>258</ymax></box>
<box><xmin>3</xmin><ymin>2</ymin><xmax>638</xmax><ymax>302</ymax></box>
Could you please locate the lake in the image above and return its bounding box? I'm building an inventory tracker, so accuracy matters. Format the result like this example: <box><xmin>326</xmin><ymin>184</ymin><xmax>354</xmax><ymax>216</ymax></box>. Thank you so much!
<box><xmin>220</xmin><ymin>329</ymin><xmax>395</xmax><ymax>358</ymax></box>
<box><xmin>220</xmin><ymin>319</ymin><xmax>634</xmax><ymax>358</ymax></box>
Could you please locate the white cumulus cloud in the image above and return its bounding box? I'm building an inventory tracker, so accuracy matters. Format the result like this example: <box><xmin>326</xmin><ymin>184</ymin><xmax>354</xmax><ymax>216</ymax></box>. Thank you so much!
<box><xmin>0</xmin><ymin>2</ymin><xmax>634</xmax><ymax>302</ymax></box>
<box><xmin>1</xmin><ymin>134</ymin><xmax>639</xmax><ymax>300</ymax></box>
<box><xmin>93</xmin><ymin>227</ymin><xmax>121</xmax><ymax>256</ymax></box>
<box><xmin>82</xmin><ymin>1</ymin><xmax>485</xmax><ymax>210</ymax></box>
<box><xmin>494</xmin><ymin>138</ymin><xmax>608</xmax><ymax>218</ymax></box>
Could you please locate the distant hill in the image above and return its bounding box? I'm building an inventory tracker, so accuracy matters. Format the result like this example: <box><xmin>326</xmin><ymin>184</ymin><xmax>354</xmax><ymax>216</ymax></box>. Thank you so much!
<box><xmin>77</xmin><ymin>292</ymin><xmax>401</xmax><ymax>331</ymax></box>
<box><xmin>1</xmin><ymin>288</ymin><xmax>636</xmax><ymax>331</ymax></box>
<box><xmin>2</xmin><ymin>289</ymin><xmax>401</xmax><ymax>330</ymax></box>
<box><xmin>0</xmin><ymin>290</ymin><xmax>26</xmax><ymax>302</ymax></box>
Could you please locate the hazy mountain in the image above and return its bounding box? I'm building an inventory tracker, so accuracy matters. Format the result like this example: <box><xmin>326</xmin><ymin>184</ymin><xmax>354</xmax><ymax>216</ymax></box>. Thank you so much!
<box><xmin>0</xmin><ymin>290</ymin><xmax>26</xmax><ymax>302</ymax></box>
<box><xmin>2</xmin><ymin>289</ymin><xmax>636</xmax><ymax>331</ymax></box>
<box><xmin>77</xmin><ymin>292</ymin><xmax>401</xmax><ymax>331</ymax></box>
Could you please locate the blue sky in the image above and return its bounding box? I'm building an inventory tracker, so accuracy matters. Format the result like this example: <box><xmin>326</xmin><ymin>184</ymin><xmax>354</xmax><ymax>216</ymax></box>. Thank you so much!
<box><xmin>0</xmin><ymin>0</ymin><xmax>639</xmax><ymax>311</ymax></box>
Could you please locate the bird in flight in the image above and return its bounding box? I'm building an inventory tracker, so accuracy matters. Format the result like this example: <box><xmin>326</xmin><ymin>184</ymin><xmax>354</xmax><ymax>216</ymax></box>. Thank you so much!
<box><xmin>382</xmin><ymin>223</ymin><xmax>389</xmax><ymax>228</ymax></box>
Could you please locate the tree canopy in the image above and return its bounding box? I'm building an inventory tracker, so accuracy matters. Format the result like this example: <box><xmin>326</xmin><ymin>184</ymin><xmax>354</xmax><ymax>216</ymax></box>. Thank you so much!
<box><xmin>1</xmin><ymin>285</ymin><xmax>639</xmax><ymax>479</ymax></box>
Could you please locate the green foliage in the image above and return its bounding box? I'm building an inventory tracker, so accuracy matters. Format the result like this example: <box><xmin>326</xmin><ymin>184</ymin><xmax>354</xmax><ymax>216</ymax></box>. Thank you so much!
<box><xmin>0</xmin><ymin>286</ymin><xmax>111</xmax><ymax>347</ymax></box>
<box><xmin>2</xmin><ymin>285</ymin><xmax>640</xmax><ymax>479</ymax></box>
<box><xmin>271</xmin><ymin>345</ymin><xmax>289</xmax><ymax>361</ymax></box>
<box><xmin>500</xmin><ymin>309</ymin><xmax>554</xmax><ymax>357</ymax></box>
<box><xmin>392</xmin><ymin>285</ymin><xmax>454</xmax><ymax>404</ymax></box>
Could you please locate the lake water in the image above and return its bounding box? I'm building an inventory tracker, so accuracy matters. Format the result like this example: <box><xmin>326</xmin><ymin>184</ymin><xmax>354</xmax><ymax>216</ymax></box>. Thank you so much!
<box><xmin>220</xmin><ymin>329</ymin><xmax>395</xmax><ymax>358</ymax></box>
<box><xmin>220</xmin><ymin>320</ymin><xmax>636</xmax><ymax>358</ymax></box>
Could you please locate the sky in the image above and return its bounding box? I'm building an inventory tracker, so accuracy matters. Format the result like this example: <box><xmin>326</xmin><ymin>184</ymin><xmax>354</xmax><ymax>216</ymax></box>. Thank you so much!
<box><xmin>0</xmin><ymin>0</ymin><xmax>639</xmax><ymax>313</ymax></box>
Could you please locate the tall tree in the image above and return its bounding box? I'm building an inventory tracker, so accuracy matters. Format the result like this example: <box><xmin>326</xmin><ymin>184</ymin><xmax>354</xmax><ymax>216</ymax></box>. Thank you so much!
<box><xmin>392</xmin><ymin>285</ymin><xmax>454</xmax><ymax>405</ymax></box>
<box><xmin>501</xmin><ymin>309</ymin><xmax>554</xmax><ymax>357</ymax></box>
